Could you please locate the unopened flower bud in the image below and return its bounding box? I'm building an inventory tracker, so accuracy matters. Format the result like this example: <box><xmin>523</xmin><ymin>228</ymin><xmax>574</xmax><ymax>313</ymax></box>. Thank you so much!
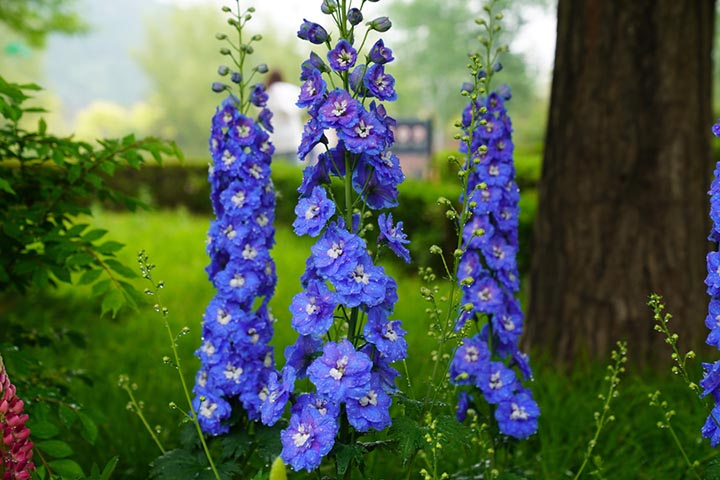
<box><xmin>211</xmin><ymin>82</ymin><xmax>227</xmax><ymax>93</ymax></box>
<box><xmin>367</xmin><ymin>16</ymin><xmax>391</xmax><ymax>32</ymax></box>
<box><xmin>217</xmin><ymin>65</ymin><xmax>229</xmax><ymax>76</ymax></box>
<box><xmin>230</xmin><ymin>72</ymin><xmax>242</xmax><ymax>84</ymax></box>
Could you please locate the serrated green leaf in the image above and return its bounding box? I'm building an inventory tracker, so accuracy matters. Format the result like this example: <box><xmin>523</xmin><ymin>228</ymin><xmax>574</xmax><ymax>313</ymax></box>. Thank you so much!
<box><xmin>105</xmin><ymin>258</ymin><xmax>137</xmax><ymax>278</ymax></box>
<box><xmin>66</xmin><ymin>252</ymin><xmax>95</xmax><ymax>268</ymax></box>
<box><xmin>38</xmin><ymin>118</ymin><xmax>46</xmax><ymax>135</ymax></box>
<box><xmin>101</xmin><ymin>289</ymin><xmax>124</xmax><ymax>318</ymax></box>
<box><xmin>148</xmin><ymin>449</ymin><xmax>212</xmax><ymax>480</ymax></box>
<box><xmin>92</xmin><ymin>278</ymin><xmax>112</xmax><ymax>296</ymax></box>
<box><xmin>96</xmin><ymin>241</ymin><xmax>124</xmax><ymax>255</ymax></box>
<box><xmin>703</xmin><ymin>457</ymin><xmax>720</xmax><ymax>480</ymax></box>
<box><xmin>82</xmin><ymin>229</ymin><xmax>108</xmax><ymax>243</ymax></box>
<box><xmin>77</xmin><ymin>411</ymin><xmax>98</xmax><ymax>445</ymax></box>
<box><xmin>388</xmin><ymin>416</ymin><xmax>425</xmax><ymax>462</ymax></box>
<box><xmin>77</xmin><ymin>268</ymin><xmax>102</xmax><ymax>285</ymax></box>
<box><xmin>37</xmin><ymin>440</ymin><xmax>73</xmax><ymax>458</ymax></box>
<box><xmin>28</xmin><ymin>421</ymin><xmax>59</xmax><ymax>439</ymax></box>
<box><xmin>48</xmin><ymin>459</ymin><xmax>84</xmax><ymax>478</ymax></box>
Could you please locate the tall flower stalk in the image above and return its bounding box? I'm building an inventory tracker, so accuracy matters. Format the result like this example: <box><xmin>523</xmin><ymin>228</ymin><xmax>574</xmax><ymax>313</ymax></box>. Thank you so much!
<box><xmin>192</xmin><ymin>0</ymin><xmax>279</xmax><ymax>436</ymax></box>
<box><xmin>698</xmin><ymin>122</ymin><xmax>720</xmax><ymax>445</ymax></box>
<box><xmin>0</xmin><ymin>355</ymin><xmax>34</xmax><ymax>480</ymax></box>
<box><xmin>274</xmin><ymin>1</ymin><xmax>409</xmax><ymax>473</ymax></box>
<box><xmin>446</xmin><ymin>1</ymin><xmax>539</xmax><ymax>440</ymax></box>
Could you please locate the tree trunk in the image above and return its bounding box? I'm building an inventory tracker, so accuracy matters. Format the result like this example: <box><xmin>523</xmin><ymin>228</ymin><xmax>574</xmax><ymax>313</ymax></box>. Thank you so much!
<box><xmin>526</xmin><ymin>0</ymin><xmax>716</xmax><ymax>365</ymax></box>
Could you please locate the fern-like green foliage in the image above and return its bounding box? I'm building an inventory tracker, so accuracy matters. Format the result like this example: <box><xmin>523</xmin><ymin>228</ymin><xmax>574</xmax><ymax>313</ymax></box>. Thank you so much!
<box><xmin>0</xmin><ymin>75</ymin><xmax>181</xmax><ymax>317</ymax></box>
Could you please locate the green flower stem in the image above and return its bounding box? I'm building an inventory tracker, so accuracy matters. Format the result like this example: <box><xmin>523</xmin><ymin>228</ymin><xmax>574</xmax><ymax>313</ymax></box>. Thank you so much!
<box><xmin>139</xmin><ymin>253</ymin><xmax>221</xmax><ymax>480</ymax></box>
<box><xmin>120</xmin><ymin>381</ymin><xmax>166</xmax><ymax>454</ymax></box>
<box><xmin>573</xmin><ymin>341</ymin><xmax>627</xmax><ymax>480</ymax></box>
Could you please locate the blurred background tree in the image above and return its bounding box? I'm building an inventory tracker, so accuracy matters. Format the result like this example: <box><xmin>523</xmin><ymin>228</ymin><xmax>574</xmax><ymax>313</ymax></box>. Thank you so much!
<box><xmin>527</xmin><ymin>0</ymin><xmax>716</xmax><ymax>365</ymax></box>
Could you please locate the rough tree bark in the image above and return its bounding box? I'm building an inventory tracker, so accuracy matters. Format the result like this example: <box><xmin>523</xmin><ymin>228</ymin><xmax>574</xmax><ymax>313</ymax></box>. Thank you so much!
<box><xmin>526</xmin><ymin>0</ymin><xmax>716</xmax><ymax>365</ymax></box>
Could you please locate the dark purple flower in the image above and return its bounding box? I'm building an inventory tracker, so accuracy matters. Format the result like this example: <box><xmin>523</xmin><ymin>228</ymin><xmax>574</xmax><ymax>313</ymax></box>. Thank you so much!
<box><xmin>261</xmin><ymin>366</ymin><xmax>296</xmax><ymax>426</ymax></box>
<box><xmin>369</xmin><ymin>39</ymin><xmax>394</xmax><ymax>64</ymax></box>
<box><xmin>327</xmin><ymin>39</ymin><xmax>357</xmax><ymax>71</ymax></box>
<box><xmin>298</xmin><ymin>19</ymin><xmax>329</xmax><ymax>45</ymax></box>
<box><xmin>250</xmin><ymin>83</ymin><xmax>268</xmax><ymax>107</ymax></box>
<box><xmin>317</xmin><ymin>89</ymin><xmax>362</xmax><ymax>129</ymax></box>
<box><xmin>285</xmin><ymin>335</ymin><xmax>323</xmax><ymax>379</ymax></box>
<box><xmin>297</xmin><ymin>69</ymin><xmax>327</xmax><ymax>108</ymax></box>
<box><xmin>450</xmin><ymin>334</ymin><xmax>490</xmax><ymax>385</ymax></box>
<box><xmin>363</xmin><ymin>64</ymin><xmax>397</xmax><ymax>101</ymax></box>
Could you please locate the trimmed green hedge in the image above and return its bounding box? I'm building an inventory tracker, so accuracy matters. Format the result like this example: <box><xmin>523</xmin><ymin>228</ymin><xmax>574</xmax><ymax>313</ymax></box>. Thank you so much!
<box><xmin>105</xmin><ymin>160</ymin><xmax>536</xmax><ymax>274</ymax></box>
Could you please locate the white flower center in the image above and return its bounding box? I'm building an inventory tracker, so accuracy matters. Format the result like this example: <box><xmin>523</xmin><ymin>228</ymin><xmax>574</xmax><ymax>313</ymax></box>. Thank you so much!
<box><xmin>478</xmin><ymin>287</ymin><xmax>492</xmax><ymax>302</ymax></box>
<box><xmin>237</xmin><ymin>124</ymin><xmax>251</xmax><ymax>138</ymax></box>
<box><xmin>489</xmin><ymin>164</ymin><xmax>499</xmax><ymax>176</ymax></box>
<box><xmin>224</xmin><ymin>363</ymin><xmax>243</xmax><ymax>383</ymax></box>
<box><xmin>329</xmin><ymin>355</ymin><xmax>349</xmax><ymax>380</ymax></box>
<box><xmin>327</xmin><ymin>242</ymin><xmax>343</xmax><ymax>259</ymax></box>
<box><xmin>222</xmin><ymin>150</ymin><xmax>236</xmax><ymax>166</ymax></box>
<box><xmin>383</xmin><ymin>323</ymin><xmax>398</xmax><ymax>342</ymax></box>
<box><xmin>247</xmin><ymin>328</ymin><xmax>260</xmax><ymax>344</ymax></box>
<box><xmin>258</xmin><ymin>386</ymin><xmax>269</xmax><ymax>402</ymax></box>
<box><xmin>201</xmin><ymin>340</ymin><xmax>216</xmax><ymax>357</ymax></box>
<box><xmin>510</xmin><ymin>403</ymin><xmax>529</xmax><ymax>421</ymax></box>
<box><xmin>501</xmin><ymin>315</ymin><xmax>515</xmax><ymax>331</ymax></box>
<box><xmin>359</xmin><ymin>390</ymin><xmax>378</xmax><ymax>407</ymax></box>
<box><xmin>242</xmin><ymin>244</ymin><xmax>258</xmax><ymax>260</ymax></box>
<box><xmin>230</xmin><ymin>274</ymin><xmax>245</xmax><ymax>288</ymax></box>
<box><xmin>493</xmin><ymin>245</ymin><xmax>505</xmax><ymax>259</ymax></box>
<box><xmin>257</xmin><ymin>213</ymin><xmax>269</xmax><ymax>227</ymax></box>
<box><xmin>489</xmin><ymin>371</ymin><xmax>503</xmax><ymax>390</ymax></box>
<box><xmin>292</xmin><ymin>426</ymin><xmax>311</xmax><ymax>448</ymax></box>
<box><xmin>464</xmin><ymin>345</ymin><xmax>479</xmax><ymax>363</ymax></box>
<box><xmin>222</xmin><ymin>112</ymin><xmax>232</xmax><ymax>124</ymax></box>
<box><xmin>352</xmin><ymin>264</ymin><xmax>370</xmax><ymax>285</ymax></box>
<box><xmin>199</xmin><ymin>400</ymin><xmax>217</xmax><ymax>419</ymax></box>
<box><xmin>217</xmin><ymin>309</ymin><xmax>231</xmax><ymax>325</ymax></box>
<box><xmin>197</xmin><ymin>371</ymin><xmax>208</xmax><ymax>388</ymax></box>
<box><xmin>250</xmin><ymin>164</ymin><xmax>263</xmax><ymax>178</ymax></box>
<box><xmin>232</xmin><ymin>191</ymin><xmax>245</xmax><ymax>207</ymax></box>
<box><xmin>332</xmin><ymin>100</ymin><xmax>348</xmax><ymax>117</ymax></box>
<box><xmin>305</xmin><ymin>205</ymin><xmax>320</xmax><ymax>220</ymax></box>
<box><xmin>224</xmin><ymin>225</ymin><xmax>236</xmax><ymax>240</ymax></box>
<box><xmin>305</xmin><ymin>301</ymin><xmax>320</xmax><ymax>316</ymax></box>
<box><xmin>354</xmin><ymin>120</ymin><xmax>373</xmax><ymax>138</ymax></box>
<box><xmin>264</xmin><ymin>351</ymin><xmax>273</xmax><ymax>368</ymax></box>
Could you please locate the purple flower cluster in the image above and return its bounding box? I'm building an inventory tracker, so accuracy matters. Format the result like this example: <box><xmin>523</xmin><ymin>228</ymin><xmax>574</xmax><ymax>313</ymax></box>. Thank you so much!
<box><xmin>450</xmin><ymin>88</ymin><xmax>539</xmax><ymax>439</ymax></box>
<box><xmin>278</xmin><ymin>11</ymin><xmax>409</xmax><ymax>472</ymax></box>
<box><xmin>193</xmin><ymin>92</ymin><xmax>279</xmax><ymax>435</ymax></box>
<box><xmin>700</xmin><ymin>123</ymin><xmax>720</xmax><ymax>446</ymax></box>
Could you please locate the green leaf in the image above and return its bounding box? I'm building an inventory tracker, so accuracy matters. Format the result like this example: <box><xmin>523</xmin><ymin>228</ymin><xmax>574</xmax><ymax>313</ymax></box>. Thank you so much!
<box><xmin>148</xmin><ymin>449</ymin><xmax>213</xmax><ymax>480</ymax></box>
<box><xmin>38</xmin><ymin>118</ymin><xmax>47</xmax><ymax>135</ymax></box>
<box><xmin>28</xmin><ymin>421</ymin><xmax>59</xmax><ymax>440</ymax></box>
<box><xmin>100</xmin><ymin>456</ymin><xmax>119</xmax><ymax>480</ymax></box>
<box><xmin>334</xmin><ymin>443</ymin><xmax>364</xmax><ymax>477</ymax></box>
<box><xmin>388</xmin><ymin>416</ymin><xmax>425</xmax><ymax>462</ymax></box>
<box><xmin>105</xmin><ymin>258</ymin><xmax>137</xmax><ymax>278</ymax></box>
<box><xmin>91</xmin><ymin>279</ymin><xmax>112</xmax><ymax>296</ymax></box>
<box><xmin>703</xmin><ymin>457</ymin><xmax>720</xmax><ymax>480</ymax></box>
<box><xmin>48</xmin><ymin>459</ymin><xmax>84</xmax><ymax>478</ymax></box>
<box><xmin>77</xmin><ymin>268</ymin><xmax>102</xmax><ymax>285</ymax></box>
<box><xmin>269</xmin><ymin>456</ymin><xmax>287</xmax><ymax>480</ymax></box>
<box><xmin>82</xmin><ymin>229</ymin><xmax>108</xmax><ymax>243</ymax></box>
<box><xmin>37</xmin><ymin>440</ymin><xmax>73</xmax><ymax>458</ymax></box>
<box><xmin>77</xmin><ymin>411</ymin><xmax>98</xmax><ymax>445</ymax></box>
<box><xmin>58</xmin><ymin>404</ymin><xmax>77</xmax><ymax>427</ymax></box>
<box><xmin>101</xmin><ymin>289</ymin><xmax>124</xmax><ymax>318</ymax></box>
<box><xmin>0</xmin><ymin>177</ymin><xmax>15</xmax><ymax>195</ymax></box>
<box><xmin>96</xmin><ymin>240</ymin><xmax>124</xmax><ymax>255</ymax></box>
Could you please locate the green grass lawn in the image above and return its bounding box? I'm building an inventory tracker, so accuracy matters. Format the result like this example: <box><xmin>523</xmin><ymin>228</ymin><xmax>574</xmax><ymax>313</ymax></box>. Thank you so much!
<box><xmin>4</xmin><ymin>209</ymin><xmax>719</xmax><ymax>479</ymax></box>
